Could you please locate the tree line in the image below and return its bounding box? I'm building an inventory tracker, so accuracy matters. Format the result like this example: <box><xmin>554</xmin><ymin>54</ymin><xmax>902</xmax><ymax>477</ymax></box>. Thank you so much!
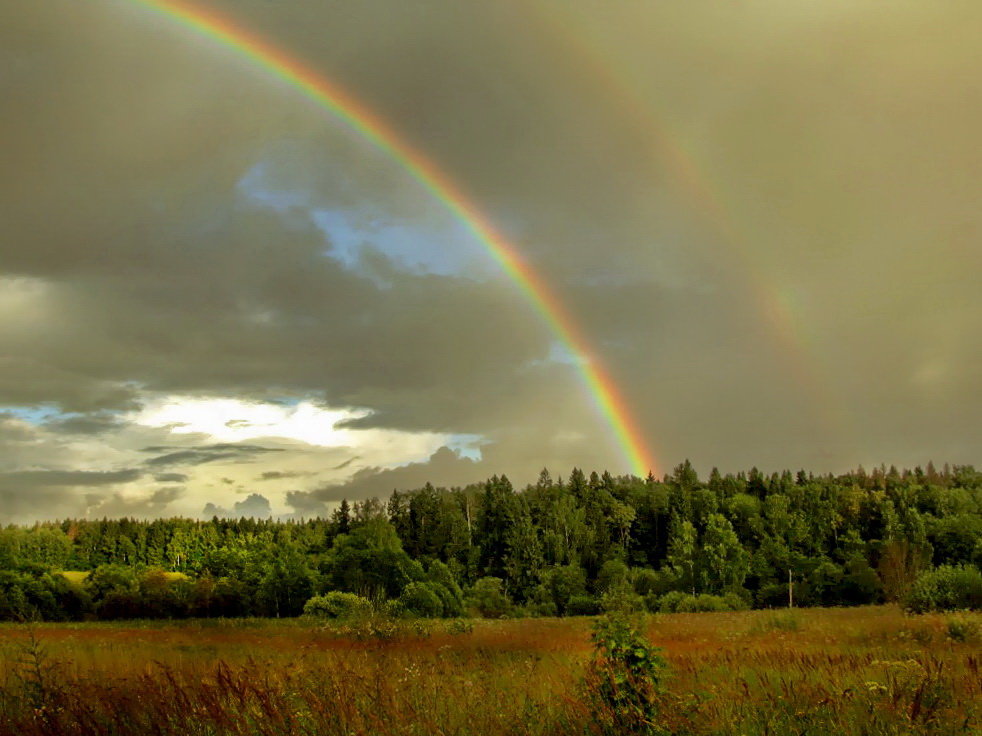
<box><xmin>1</xmin><ymin>461</ymin><xmax>980</xmax><ymax>620</ymax></box>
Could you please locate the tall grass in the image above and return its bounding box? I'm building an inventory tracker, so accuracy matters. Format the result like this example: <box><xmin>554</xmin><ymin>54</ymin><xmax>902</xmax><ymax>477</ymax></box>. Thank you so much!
<box><xmin>0</xmin><ymin>607</ymin><xmax>979</xmax><ymax>735</ymax></box>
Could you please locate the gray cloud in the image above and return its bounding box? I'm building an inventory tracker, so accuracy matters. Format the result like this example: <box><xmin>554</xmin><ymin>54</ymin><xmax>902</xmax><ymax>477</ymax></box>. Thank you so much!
<box><xmin>142</xmin><ymin>444</ymin><xmax>284</xmax><ymax>467</ymax></box>
<box><xmin>258</xmin><ymin>470</ymin><xmax>315</xmax><ymax>481</ymax></box>
<box><xmin>44</xmin><ymin>413</ymin><xmax>126</xmax><ymax>436</ymax></box>
<box><xmin>0</xmin><ymin>0</ymin><xmax>979</xmax><ymax>523</ymax></box>
<box><xmin>203</xmin><ymin>492</ymin><xmax>273</xmax><ymax>519</ymax></box>
<box><xmin>0</xmin><ymin>469</ymin><xmax>143</xmax><ymax>487</ymax></box>
<box><xmin>154</xmin><ymin>473</ymin><xmax>189</xmax><ymax>483</ymax></box>
<box><xmin>88</xmin><ymin>486</ymin><xmax>185</xmax><ymax>519</ymax></box>
<box><xmin>0</xmin><ymin>469</ymin><xmax>144</xmax><ymax>523</ymax></box>
<box><xmin>286</xmin><ymin>446</ymin><xmax>480</xmax><ymax>515</ymax></box>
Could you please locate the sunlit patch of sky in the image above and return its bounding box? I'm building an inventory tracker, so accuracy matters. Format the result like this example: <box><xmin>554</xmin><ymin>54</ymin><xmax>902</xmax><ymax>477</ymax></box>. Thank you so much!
<box><xmin>0</xmin><ymin>405</ymin><xmax>65</xmax><ymax>424</ymax></box>
<box><xmin>131</xmin><ymin>395</ymin><xmax>484</xmax><ymax>467</ymax></box>
<box><xmin>446</xmin><ymin>434</ymin><xmax>484</xmax><ymax>461</ymax></box>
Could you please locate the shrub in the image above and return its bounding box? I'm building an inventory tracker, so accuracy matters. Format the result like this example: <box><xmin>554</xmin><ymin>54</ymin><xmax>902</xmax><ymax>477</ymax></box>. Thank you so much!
<box><xmin>904</xmin><ymin>565</ymin><xmax>982</xmax><ymax>613</ymax></box>
<box><xmin>676</xmin><ymin>595</ymin><xmax>727</xmax><ymax>613</ymax></box>
<box><xmin>567</xmin><ymin>595</ymin><xmax>601</xmax><ymax>616</ymax></box>
<box><xmin>528</xmin><ymin>601</ymin><xmax>558</xmax><ymax>617</ymax></box>
<box><xmin>600</xmin><ymin>582</ymin><xmax>646</xmax><ymax>614</ymax></box>
<box><xmin>540</xmin><ymin>565</ymin><xmax>587</xmax><ymax>616</ymax></box>
<box><xmin>654</xmin><ymin>591</ymin><xmax>686</xmax><ymax>613</ymax></box>
<box><xmin>584</xmin><ymin>613</ymin><xmax>668</xmax><ymax>735</ymax></box>
<box><xmin>721</xmin><ymin>592</ymin><xmax>751</xmax><ymax>611</ymax></box>
<box><xmin>838</xmin><ymin>555</ymin><xmax>883</xmax><ymax>605</ymax></box>
<box><xmin>630</xmin><ymin>568</ymin><xmax>666</xmax><ymax>597</ymax></box>
<box><xmin>945</xmin><ymin>614</ymin><xmax>979</xmax><ymax>643</ymax></box>
<box><xmin>444</xmin><ymin>619</ymin><xmax>474</xmax><ymax>635</ymax></box>
<box><xmin>398</xmin><ymin>582</ymin><xmax>444</xmax><ymax>618</ymax></box>
<box><xmin>302</xmin><ymin>591</ymin><xmax>372</xmax><ymax>619</ymax></box>
<box><xmin>425</xmin><ymin>562</ymin><xmax>465</xmax><ymax>617</ymax></box>
<box><xmin>596</xmin><ymin>560</ymin><xmax>630</xmax><ymax>595</ymax></box>
<box><xmin>656</xmin><ymin>592</ymin><xmax>748</xmax><ymax>614</ymax></box>
<box><xmin>467</xmin><ymin>577</ymin><xmax>513</xmax><ymax>618</ymax></box>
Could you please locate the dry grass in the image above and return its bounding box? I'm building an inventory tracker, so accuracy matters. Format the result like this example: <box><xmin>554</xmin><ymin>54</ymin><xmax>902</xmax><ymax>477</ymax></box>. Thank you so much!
<box><xmin>0</xmin><ymin>606</ymin><xmax>979</xmax><ymax>735</ymax></box>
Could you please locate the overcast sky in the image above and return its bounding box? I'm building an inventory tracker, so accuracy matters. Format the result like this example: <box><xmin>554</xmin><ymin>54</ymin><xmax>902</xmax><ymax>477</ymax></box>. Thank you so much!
<box><xmin>1</xmin><ymin>0</ymin><xmax>979</xmax><ymax>522</ymax></box>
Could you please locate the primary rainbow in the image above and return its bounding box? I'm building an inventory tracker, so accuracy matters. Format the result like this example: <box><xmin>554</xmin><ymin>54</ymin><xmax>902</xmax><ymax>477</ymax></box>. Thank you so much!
<box><xmin>124</xmin><ymin>0</ymin><xmax>658</xmax><ymax>477</ymax></box>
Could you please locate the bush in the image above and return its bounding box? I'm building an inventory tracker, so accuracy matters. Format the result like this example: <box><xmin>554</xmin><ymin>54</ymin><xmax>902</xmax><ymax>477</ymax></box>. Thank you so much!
<box><xmin>945</xmin><ymin>614</ymin><xmax>979</xmax><ymax>643</ymax></box>
<box><xmin>398</xmin><ymin>582</ymin><xmax>444</xmax><ymax>618</ymax></box>
<box><xmin>528</xmin><ymin>601</ymin><xmax>558</xmax><ymax>617</ymax></box>
<box><xmin>425</xmin><ymin>562</ymin><xmax>465</xmax><ymax>617</ymax></box>
<box><xmin>600</xmin><ymin>582</ymin><xmax>646</xmax><ymax>614</ymax></box>
<box><xmin>467</xmin><ymin>577</ymin><xmax>513</xmax><ymax>618</ymax></box>
<box><xmin>303</xmin><ymin>591</ymin><xmax>372</xmax><ymax>619</ymax></box>
<box><xmin>584</xmin><ymin>613</ymin><xmax>668</xmax><ymax>735</ymax></box>
<box><xmin>567</xmin><ymin>595</ymin><xmax>601</xmax><ymax>616</ymax></box>
<box><xmin>904</xmin><ymin>565</ymin><xmax>982</xmax><ymax>613</ymax></box>
<box><xmin>539</xmin><ymin>565</ymin><xmax>587</xmax><ymax>616</ymax></box>
<box><xmin>656</xmin><ymin>592</ymin><xmax>748</xmax><ymax>614</ymax></box>
<box><xmin>654</xmin><ymin>591</ymin><xmax>686</xmax><ymax>613</ymax></box>
<box><xmin>630</xmin><ymin>568</ymin><xmax>665</xmax><ymax>597</ymax></box>
<box><xmin>596</xmin><ymin>560</ymin><xmax>630</xmax><ymax>595</ymax></box>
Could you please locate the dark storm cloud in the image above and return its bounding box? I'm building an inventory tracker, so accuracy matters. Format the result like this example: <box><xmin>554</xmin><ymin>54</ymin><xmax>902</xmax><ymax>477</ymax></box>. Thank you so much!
<box><xmin>142</xmin><ymin>444</ymin><xmax>283</xmax><ymax>467</ymax></box>
<box><xmin>44</xmin><ymin>413</ymin><xmax>126</xmax><ymax>435</ymax></box>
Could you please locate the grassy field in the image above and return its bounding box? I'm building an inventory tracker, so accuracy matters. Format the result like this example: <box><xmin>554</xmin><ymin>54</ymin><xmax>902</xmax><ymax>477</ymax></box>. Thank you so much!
<box><xmin>0</xmin><ymin>606</ymin><xmax>979</xmax><ymax>735</ymax></box>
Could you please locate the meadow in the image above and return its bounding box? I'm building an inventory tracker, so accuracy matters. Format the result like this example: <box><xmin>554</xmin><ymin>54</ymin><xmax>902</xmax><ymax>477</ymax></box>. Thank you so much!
<box><xmin>0</xmin><ymin>606</ymin><xmax>979</xmax><ymax>736</ymax></box>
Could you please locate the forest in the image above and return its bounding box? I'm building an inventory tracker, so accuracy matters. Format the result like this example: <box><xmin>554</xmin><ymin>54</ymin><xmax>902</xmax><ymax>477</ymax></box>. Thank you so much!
<box><xmin>2</xmin><ymin>461</ymin><xmax>980</xmax><ymax>621</ymax></box>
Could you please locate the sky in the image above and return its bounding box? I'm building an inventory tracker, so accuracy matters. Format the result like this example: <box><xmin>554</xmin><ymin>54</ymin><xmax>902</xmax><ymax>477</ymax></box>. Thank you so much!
<box><xmin>1</xmin><ymin>0</ymin><xmax>979</xmax><ymax>523</ymax></box>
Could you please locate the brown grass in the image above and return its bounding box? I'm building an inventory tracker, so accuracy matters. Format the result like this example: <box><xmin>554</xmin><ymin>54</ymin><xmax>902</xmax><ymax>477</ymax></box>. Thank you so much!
<box><xmin>0</xmin><ymin>606</ymin><xmax>979</xmax><ymax>735</ymax></box>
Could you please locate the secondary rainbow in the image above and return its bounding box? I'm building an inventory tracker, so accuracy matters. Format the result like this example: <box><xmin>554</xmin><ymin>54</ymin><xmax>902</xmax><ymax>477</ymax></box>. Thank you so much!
<box><xmin>124</xmin><ymin>0</ymin><xmax>658</xmax><ymax>477</ymax></box>
<box><xmin>520</xmin><ymin>0</ymin><xmax>849</xmax><ymax>443</ymax></box>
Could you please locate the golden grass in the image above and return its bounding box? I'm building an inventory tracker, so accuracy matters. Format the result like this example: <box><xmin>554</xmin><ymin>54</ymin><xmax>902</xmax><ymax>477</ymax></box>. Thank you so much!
<box><xmin>0</xmin><ymin>606</ymin><xmax>979</xmax><ymax>735</ymax></box>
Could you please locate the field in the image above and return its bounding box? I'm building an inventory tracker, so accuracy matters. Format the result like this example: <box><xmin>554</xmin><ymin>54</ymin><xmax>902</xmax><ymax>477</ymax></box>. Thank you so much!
<box><xmin>0</xmin><ymin>606</ymin><xmax>979</xmax><ymax>736</ymax></box>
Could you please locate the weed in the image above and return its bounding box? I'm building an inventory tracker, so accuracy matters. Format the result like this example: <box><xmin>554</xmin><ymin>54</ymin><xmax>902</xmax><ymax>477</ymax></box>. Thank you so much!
<box><xmin>584</xmin><ymin>612</ymin><xmax>668</xmax><ymax>735</ymax></box>
<box><xmin>944</xmin><ymin>614</ymin><xmax>979</xmax><ymax>643</ymax></box>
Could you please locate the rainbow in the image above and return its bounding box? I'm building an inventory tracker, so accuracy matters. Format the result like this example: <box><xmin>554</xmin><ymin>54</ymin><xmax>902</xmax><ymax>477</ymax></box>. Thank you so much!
<box><xmin>520</xmin><ymin>0</ymin><xmax>848</xmax><ymax>443</ymax></box>
<box><xmin>122</xmin><ymin>0</ymin><xmax>659</xmax><ymax>477</ymax></box>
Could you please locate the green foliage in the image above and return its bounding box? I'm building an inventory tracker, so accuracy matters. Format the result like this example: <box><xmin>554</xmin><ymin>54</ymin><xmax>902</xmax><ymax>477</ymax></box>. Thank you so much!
<box><xmin>584</xmin><ymin>613</ymin><xmax>668</xmax><ymax>735</ymax></box>
<box><xmin>904</xmin><ymin>565</ymin><xmax>982</xmax><ymax>613</ymax></box>
<box><xmin>0</xmin><ymin>462</ymin><xmax>980</xmax><ymax>622</ymax></box>
<box><xmin>467</xmin><ymin>577</ymin><xmax>513</xmax><ymax>618</ymax></box>
<box><xmin>655</xmin><ymin>591</ymin><xmax>748</xmax><ymax>614</ymax></box>
<box><xmin>398</xmin><ymin>582</ymin><xmax>445</xmax><ymax>618</ymax></box>
<box><xmin>303</xmin><ymin>591</ymin><xmax>372</xmax><ymax>619</ymax></box>
<box><xmin>596</xmin><ymin>559</ymin><xmax>630</xmax><ymax>595</ymax></box>
<box><xmin>538</xmin><ymin>564</ymin><xmax>587</xmax><ymax>616</ymax></box>
<box><xmin>600</xmin><ymin>581</ymin><xmax>646</xmax><ymax>614</ymax></box>
<box><xmin>567</xmin><ymin>595</ymin><xmax>601</xmax><ymax>616</ymax></box>
<box><xmin>944</xmin><ymin>614</ymin><xmax>979</xmax><ymax>642</ymax></box>
<box><xmin>424</xmin><ymin>560</ymin><xmax>465</xmax><ymax>616</ymax></box>
<box><xmin>321</xmin><ymin>517</ymin><xmax>422</xmax><ymax>600</ymax></box>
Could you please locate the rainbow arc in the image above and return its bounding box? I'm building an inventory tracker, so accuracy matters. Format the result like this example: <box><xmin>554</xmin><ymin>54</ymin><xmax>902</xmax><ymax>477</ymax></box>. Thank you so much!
<box><xmin>125</xmin><ymin>0</ymin><xmax>659</xmax><ymax>477</ymax></box>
